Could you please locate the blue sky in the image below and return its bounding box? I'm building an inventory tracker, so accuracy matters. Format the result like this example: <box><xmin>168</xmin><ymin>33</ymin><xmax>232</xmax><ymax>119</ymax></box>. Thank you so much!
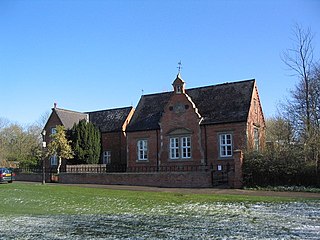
<box><xmin>1</xmin><ymin>0</ymin><xmax>319</xmax><ymax>125</ymax></box>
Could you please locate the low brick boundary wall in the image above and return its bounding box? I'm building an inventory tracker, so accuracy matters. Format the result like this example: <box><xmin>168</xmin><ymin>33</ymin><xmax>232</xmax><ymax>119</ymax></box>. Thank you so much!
<box><xmin>15</xmin><ymin>173</ymin><xmax>43</xmax><ymax>182</ymax></box>
<box><xmin>59</xmin><ymin>172</ymin><xmax>213</xmax><ymax>188</ymax></box>
<box><xmin>15</xmin><ymin>169</ymin><xmax>243</xmax><ymax>188</ymax></box>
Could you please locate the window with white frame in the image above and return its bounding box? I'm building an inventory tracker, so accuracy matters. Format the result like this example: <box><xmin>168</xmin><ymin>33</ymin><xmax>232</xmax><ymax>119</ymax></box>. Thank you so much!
<box><xmin>181</xmin><ymin>136</ymin><xmax>191</xmax><ymax>158</ymax></box>
<box><xmin>137</xmin><ymin>140</ymin><xmax>148</xmax><ymax>161</ymax></box>
<box><xmin>170</xmin><ymin>136</ymin><xmax>191</xmax><ymax>160</ymax></box>
<box><xmin>170</xmin><ymin>137</ymin><xmax>180</xmax><ymax>159</ymax></box>
<box><xmin>254</xmin><ymin>128</ymin><xmax>260</xmax><ymax>151</ymax></box>
<box><xmin>219</xmin><ymin>133</ymin><xmax>233</xmax><ymax>157</ymax></box>
<box><xmin>103</xmin><ymin>151</ymin><xmax>111</xmax><ymax>164</ymax></box>
<box><xmin>50</xmin><ymin>154</ymin><xmax>57</xmax><ymax>166</ymax></box>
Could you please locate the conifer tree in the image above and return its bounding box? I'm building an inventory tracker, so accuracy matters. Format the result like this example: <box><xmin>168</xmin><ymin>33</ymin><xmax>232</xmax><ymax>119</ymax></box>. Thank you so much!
<box><xmin>70</xmin><ymin>120</ymin><xmax>101</xmax><ymax>164</ymax></box>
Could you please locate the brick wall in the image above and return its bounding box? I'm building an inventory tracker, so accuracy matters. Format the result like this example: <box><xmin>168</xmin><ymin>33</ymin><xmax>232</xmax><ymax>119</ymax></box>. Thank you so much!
<box><xmin>159</xmin><ymin>92</ymin><xmax>204</xmax><ymax>166</ymax></box>
<box><xmin>101</xmin><ymin>131</ymin><xmax>127</xmax><ymax>164</ymax></box>
<box><xmin>15</xmin><ymin>173</ymin><xmax>43</xmax><ymax>182</ymax></box>
<box><xmin>246</xmin><ymin>83</ymin><xmax>266</xmax><ymax>150</ymax></box>
<box><xmin>59</xmin><ymin>171</ymin><xmax>213</xmax><ymax>188</ymax></box>
<box><xmin>202</xmin><ymin>122</ymin><xmax>247</xmax><ymax>166</ymax></box>
<box><xmin>15</xmin><ymin>150</ymin><xmax>244</xmax><ymax>188</ymax></box>
<box><xmin>127</xmin><ymin>130</ymin><xmax>159</xmax><ymax>168</ymax></box>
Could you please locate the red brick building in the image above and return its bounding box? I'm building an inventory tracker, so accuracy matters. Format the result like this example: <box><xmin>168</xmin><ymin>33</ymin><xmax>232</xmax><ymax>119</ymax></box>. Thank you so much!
<box><xmin>43</xmin><ymin>106</ymin><xmax>134</xmax><ymax>170</ymax></box>
<box><xmin>126</xmin><ymin>74</ymin><xmax>265</xmax><ymax>187</ymax></box>
<box><xmin>43</xmin><ymin>74</ymin><xmax>265</xmax><ymax>188</ymax></box>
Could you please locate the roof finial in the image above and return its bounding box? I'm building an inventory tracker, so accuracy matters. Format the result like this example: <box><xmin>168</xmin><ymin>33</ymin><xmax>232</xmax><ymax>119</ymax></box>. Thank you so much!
<box><xmin>177</xmin><ymin>60</ymin><xmax>182</xmax><ymax>74</ymax></box>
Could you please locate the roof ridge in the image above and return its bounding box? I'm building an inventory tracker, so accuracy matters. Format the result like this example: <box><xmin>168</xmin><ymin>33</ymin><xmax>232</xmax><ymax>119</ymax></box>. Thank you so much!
<box><xmin>142</xmin><ymin>79</ymin><xmax>255</xmax><ymax>97</ymax></box>
<box><xmin>142</xmin><ymin>91</ymin><xmax>171</xmax><ymax>97</ymax></box>
<box><xmin>187</xmin><ymin>79</ymin><xmax>255</xmax><ymax>91</ymax></box>
<box><xmin>87</xmin><ymin>106</ymin><xmax>133</xmax><ymax>114</ymax></box>
<box><xmin>54</xmin><ymin>108</ymin><xmax>86</xmax><ymax>115</ymax></box>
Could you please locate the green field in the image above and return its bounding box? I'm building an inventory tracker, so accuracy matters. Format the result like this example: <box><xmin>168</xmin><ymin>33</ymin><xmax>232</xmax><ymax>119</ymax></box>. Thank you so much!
<box><xmin>0</xmin><ymin>182</ymin><xmax>301</xmax><ymax>215</ymax></box>
<box><xmin>0</xmin><ymin>183</ymin><xmax>319</xmax><ymax>239</ymax></box>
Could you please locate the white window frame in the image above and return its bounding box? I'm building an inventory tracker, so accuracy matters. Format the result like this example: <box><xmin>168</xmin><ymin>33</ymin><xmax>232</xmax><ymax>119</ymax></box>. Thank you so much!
<box><xmin>170</xmin><ymin>136</ymin><xmax>191</xmax><ymax>160</ymax></box>
<box><xmin>103</xmin><ymin>151</ymin><xmax>111</xmax><ymax>164</ymax></box>
<box><xmin>181</xmin><ymin>136</ymin><xmax>191</xmax><ymax>159</ymax></box>
<box><xmin>170</xmin><ymin>137</ymin><xmax>180</xmax><ymax>159</ymax></box>
<box><xmin>137</xmin><ymin>140</ymin><xmax>148</xmax><ymax>161</ymax></box>
<box><xmin>219</xmin><ymin>133</ymin><xmax>233</xmax><ymax>158</ymax></box>
<box><xmin>50</xmin><ymin>154</ymin><xmax>57</xmax><ymax>166</ymax></box>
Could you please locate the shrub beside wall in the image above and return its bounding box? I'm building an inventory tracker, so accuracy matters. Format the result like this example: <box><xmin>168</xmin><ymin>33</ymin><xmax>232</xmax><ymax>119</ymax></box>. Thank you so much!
<box><xmin>243</xmin><ymin>146</ymin><xmax>319</xmax><ymax>187</ymax></box>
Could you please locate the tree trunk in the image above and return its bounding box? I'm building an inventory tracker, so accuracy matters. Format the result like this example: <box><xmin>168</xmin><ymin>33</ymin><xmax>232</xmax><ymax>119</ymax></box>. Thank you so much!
<box><xmin>57</xmin><ymin>156</ymin><xmax>62</xmax><ymax>174</ymax></box>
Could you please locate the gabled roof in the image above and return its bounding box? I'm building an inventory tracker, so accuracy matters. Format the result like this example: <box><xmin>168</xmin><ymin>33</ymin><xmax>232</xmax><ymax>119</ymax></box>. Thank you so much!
<box><xmin>47</xmin><ymin>106</ymin><xmax>133</xmax><ymax>132</ymax></box>
<box><xmin>54</xmin><ymin>108</ymin><xmax>88</xmax><ymax>129</ymax></box>
<box><xmin>127</xmin><ymin>79</ymin><xmax>255</xmax><ymax>132</ymax></box>
<box><xmin>88</xmin><ymin>107</ymin><xmax>134</xmax><ymax>132</ymax></box>
<box><xmin>187</xmin><ymin>79</ymin><xmax>255</xmax><ymax>125</ymax></box>
<box><xmin>127</xmin><ymin>92</ymin><xmax>172</xmax><ymax>132</ymax></box>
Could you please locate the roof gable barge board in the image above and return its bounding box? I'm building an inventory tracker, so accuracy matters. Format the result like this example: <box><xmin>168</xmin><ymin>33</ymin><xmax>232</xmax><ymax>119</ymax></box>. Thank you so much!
<box><xmin>247</xmin><ymin>81</ymin><xmax>265</xmax><ymax>125</ymax></box>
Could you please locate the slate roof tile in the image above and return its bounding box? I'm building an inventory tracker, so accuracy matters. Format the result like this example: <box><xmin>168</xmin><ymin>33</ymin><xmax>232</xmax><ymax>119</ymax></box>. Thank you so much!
<box><xmin>127</xmin><ymin>79</ymin><xmax>255</xmax><ymax>132</ymax></box>
<box><xmin>88</xmin><ymin>107</ymin><xmax>133</xmax><ymax>132</ymax></box>
<box><xmin>54</xmin><ymin>108</ymin><xmax>88</xmax><ymax>129</ymax></box>
<box><xmin>53</xmin><ymin>107</ymin><xmax>133</xmax><ymax>132</ymax></box>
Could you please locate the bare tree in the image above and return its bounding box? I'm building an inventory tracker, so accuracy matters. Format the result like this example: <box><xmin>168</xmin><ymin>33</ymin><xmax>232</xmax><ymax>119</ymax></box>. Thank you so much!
<box><xmin>0</xmin><ymin>123</ymin><xmax>41</xmax><ymax>167</ymax></box>
<box><xmin>281</xmin><ymin>24</ymin><xmax>315</xmax><ymax>138</ymax></box>
<box><xmin>0</xmin><ymin>117</ymin><xmax>9</xmax><ymax>130</ymax></box>
<box><xmin>266</xmin><ymin>116</ymin><xmax>295</xmax><ymax>144</ymax></box>
<box><xmin>36</xmin><ymin>111</ymin><xmax>51</xmax><ymax>129</ymax></box>
<box><xmin>281</xmin><ymin>24</ymin><xmax>320</xmax><ymax>174</ymax></box>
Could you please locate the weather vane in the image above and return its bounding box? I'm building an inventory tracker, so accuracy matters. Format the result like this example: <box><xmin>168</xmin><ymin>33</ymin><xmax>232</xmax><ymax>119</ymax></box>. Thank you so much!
<box><xmin>177</xmin><ymin>60</ymin><xmax>182</xmax><ymax>73</ymax></box>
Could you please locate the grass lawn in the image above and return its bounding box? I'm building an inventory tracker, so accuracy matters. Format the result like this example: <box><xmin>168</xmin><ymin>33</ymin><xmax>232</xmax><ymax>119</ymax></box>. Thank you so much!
<box><xmin>0</xmin><ymin>182</ymin><xmax>319</xmax><ymax>239</ymax></box>
<box><xmin>0</xmin><ymin>182</ymin><xmax>313</xmax><ymax>215</ymax></box>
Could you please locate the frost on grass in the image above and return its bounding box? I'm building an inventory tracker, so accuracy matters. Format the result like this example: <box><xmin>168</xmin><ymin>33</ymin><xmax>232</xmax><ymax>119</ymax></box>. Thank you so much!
<box><xmin>0</xmin><ymin>201</ymin><xmax>319</xmax><ymax>239</ymax></box>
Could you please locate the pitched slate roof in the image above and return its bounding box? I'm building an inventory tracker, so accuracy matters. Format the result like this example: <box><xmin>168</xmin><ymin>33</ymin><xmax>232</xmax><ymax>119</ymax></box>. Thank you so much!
<box><xmin>88</xmin><ymin>107</ymin><xmax>133</xmax><ymax>132</ymax></box>
<box><xmin>127</xmin><ymin>92</ymin><xmax>172</xmax><ymax>132</ymax></box>
<box><xmin>127</xmin><ymin>79</ymin><xmax>255</xmax><ymax>132</ymax></box>
<box><xmin>54</xmin><ymin>108</ymin><xmax>88</xmax><ymax>129</ymax></box>
<box><xmin>51</xmin><ymin>106</ymin><xmax>133</xmax><ymax>132</ymax></box>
